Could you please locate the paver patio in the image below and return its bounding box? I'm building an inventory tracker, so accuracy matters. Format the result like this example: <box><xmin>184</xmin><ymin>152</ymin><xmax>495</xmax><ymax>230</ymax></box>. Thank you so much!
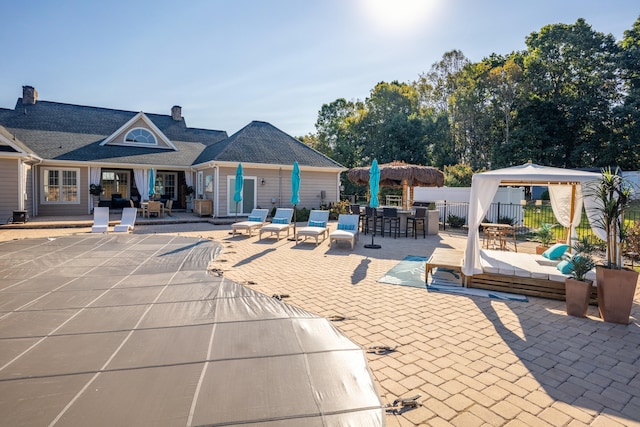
<box><xmin>2</xmin><ymin>216</ymin><xmax>640</xmax><ymax>426</ymax></box>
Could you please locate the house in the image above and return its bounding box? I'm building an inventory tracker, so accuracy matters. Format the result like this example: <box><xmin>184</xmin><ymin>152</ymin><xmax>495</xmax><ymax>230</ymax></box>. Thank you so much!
<box><xmin>0</xmin><ymin>86</ymin><xmax>344</xmax><ymax>221</ymax></box>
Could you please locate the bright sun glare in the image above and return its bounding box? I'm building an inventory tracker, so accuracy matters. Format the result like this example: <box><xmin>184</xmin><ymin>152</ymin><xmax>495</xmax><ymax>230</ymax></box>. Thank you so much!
<box><xmin>360</xmin><ymin>0</ymin><xmax>439</xmax><ymax>36</ymax></box>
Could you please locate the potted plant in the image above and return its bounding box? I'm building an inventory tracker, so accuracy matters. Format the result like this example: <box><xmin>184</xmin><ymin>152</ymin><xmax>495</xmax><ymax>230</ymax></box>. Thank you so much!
<box><xmin>565</xmin><ymin>236</ymin><xmax>597</xmax><ymax>317</ymax></box>
<box><xmin>586</xmin><ymin>167</ymin><xmax>638</xmax><ymax>324</ymax></box>
<box><xmin>89</xmin><ymin>184</ymin><xmax>102</xmax><ymax>211</ymax></box>
<box><xmin>534</xmin><ymin>222</ymin><xmax>556</xmax><ymax>254</ymax></box>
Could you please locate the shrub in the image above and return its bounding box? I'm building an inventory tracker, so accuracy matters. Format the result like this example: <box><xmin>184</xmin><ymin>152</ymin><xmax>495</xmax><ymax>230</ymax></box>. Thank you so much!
<box><xmin>295</xmin><ymin>207</ymin><xmax>310</xmax><ymax>222</ymax></box>
<box><xmin>447</xmin><ymin>214</ymin><xmax>465</xmax><ymax>228</ymax></box>
<box><xmin>329</xmin><ymin>200</ymin><xmax>351</xmax><ymax>220</ymax></box>
<box><xmin>624</xmin><ymin>221</ymin><xmax>640</xmax><ymax>262</ymax></box>
<box><xmin>498</xmin><ymin>216</ymin><xmax>516</xmax><ymax>226</ymax></box>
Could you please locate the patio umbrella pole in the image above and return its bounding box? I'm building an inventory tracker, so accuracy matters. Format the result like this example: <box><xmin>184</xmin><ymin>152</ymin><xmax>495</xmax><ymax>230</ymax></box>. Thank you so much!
<box><xmin>364</xmin><ymin>215</ymin><xmax>381</xmax><ymax>249</ymax></box>
<box><xmin>288</xmin><ymin>161</ymin><xmax>301</xmax><ymax>241</ymax></box>
<box><xmin>287</xmin><ymin>205</ymin><xmax>298</xmax><ymax>241</ymax></box>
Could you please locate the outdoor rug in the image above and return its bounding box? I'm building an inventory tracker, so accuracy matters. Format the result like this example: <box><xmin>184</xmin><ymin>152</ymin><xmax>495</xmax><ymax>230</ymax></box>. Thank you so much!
<box><xmin>378</xmin><ymin>255</ymin><xmax>528</xmax><ymax>302</ymax></box>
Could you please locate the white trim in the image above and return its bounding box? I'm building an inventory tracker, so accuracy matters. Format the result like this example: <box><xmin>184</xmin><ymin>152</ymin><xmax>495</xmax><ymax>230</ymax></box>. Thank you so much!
<box><xmin>0</xmin><ymin>132</ymin><xmax>41</xmax><ymax>159</ymax></box>
<box><xmin>227</xmin><ymin>175</ymin><xmax>257</xmax><ymax>216</ymax></box>
<box><xmin>100</xmin><ymin>112</ymin><xmax>178</xmax><ymax>150</ymax></box>
<box><xmin>192</xmin><ymin>160</ymin><xmax>345</xmax><ymax>173</ymax></box>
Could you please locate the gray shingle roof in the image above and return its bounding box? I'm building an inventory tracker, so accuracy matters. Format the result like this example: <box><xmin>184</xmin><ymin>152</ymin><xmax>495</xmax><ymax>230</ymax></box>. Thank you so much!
<box><xmin>194</xmin><ymin>121</ymin><xmax>342</xmax><ymax>168</ymax></box>
<box><xmin>0</xmin><ymin>99</ymin><xmax>227</xmax><ymax>166</ymax></box>
<box><xmin>0</xmin><ymin>98</ymin><xmax>343</xmax><ymax>169</ymax></box>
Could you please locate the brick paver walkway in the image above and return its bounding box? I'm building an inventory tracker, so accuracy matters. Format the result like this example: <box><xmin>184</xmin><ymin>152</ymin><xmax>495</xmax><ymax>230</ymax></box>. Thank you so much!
<box><xmin>4</xmin><ymin>219</ymin><xmax>640</xmax><ymax>426</ymax></box>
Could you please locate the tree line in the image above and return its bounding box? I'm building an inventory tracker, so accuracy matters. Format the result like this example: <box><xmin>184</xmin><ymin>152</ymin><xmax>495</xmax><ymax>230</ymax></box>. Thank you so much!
<box><xmin>300</xmin><ymin>17</ymin><xmax>640</xmax><ymax>190</ymax></box>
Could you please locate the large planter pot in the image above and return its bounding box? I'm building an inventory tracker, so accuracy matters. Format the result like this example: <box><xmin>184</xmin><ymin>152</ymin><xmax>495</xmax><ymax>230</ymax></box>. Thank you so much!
<box><xmin>565</xmin><ymin>278</ymin><xmax>593</xmax><ymax>317</ymax></box>
<box><xmin>535</xmin><ymin>245</ymin><xmax>548</xmax><ymax>255</ymax></box>
<box><xmin>596</xmin><ymin>266</ymin><xmax>639</xmax><ymax>324</ymax></box>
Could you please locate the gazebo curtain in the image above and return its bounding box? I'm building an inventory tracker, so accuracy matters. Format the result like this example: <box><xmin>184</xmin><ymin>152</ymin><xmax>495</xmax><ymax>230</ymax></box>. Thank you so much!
<box><xmin>90</xmin><ymin>167</ymin><xmax>101</xmax><ymax>210</ymax></box>
<box><xmin>134</xmin><ymin>169</ymin><xmax>147</xmax><ymax>201</ymax></box>
<box><xmin>464</xmin><ymin>175</ymin><xmax>501</xmax><ymax>276</ymax></box>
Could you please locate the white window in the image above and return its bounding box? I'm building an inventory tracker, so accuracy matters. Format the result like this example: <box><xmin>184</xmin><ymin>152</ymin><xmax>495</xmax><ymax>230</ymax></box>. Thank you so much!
<box><xmin>124</xmin><ymin>127</ymin><xmax>157</xmax><ymax>145</ymax></box>
<box><xmin>42</xmin><ymin>168</ymin><xmax>80</xmax><ymax>204</ymax></box>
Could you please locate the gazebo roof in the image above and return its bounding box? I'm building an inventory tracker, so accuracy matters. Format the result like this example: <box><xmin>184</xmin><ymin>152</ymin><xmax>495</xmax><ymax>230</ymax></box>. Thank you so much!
<box><xmin>347</xmin><ymin>161</ymin><xmax>444</xmax><ymax>187</ymax></box>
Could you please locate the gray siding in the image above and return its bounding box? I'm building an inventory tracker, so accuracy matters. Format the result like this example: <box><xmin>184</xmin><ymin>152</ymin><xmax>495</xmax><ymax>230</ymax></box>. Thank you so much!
<box><xmin>216</xmin><ymin>166</ymin><xmax>338</xmax><ymax>217</ymax></box>
<box><xmin>0</xmin><ymin>158</ymin><xmax>19</xmax><ymax>222</ymax></box>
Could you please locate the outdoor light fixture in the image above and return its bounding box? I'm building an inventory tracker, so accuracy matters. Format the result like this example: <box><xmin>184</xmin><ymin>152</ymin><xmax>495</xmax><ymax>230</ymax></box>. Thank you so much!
<box><xmin>261</xmin><ymin>178</ymin><xmax>266</xmax><ymax>185</ymax></box>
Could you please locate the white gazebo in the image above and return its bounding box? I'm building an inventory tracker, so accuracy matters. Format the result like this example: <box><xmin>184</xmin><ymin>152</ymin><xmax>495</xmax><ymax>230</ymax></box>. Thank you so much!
<box><xmin>463</xmin><ymin>163</ymin><xmax>602</xmax><ymax>277</ymax></box>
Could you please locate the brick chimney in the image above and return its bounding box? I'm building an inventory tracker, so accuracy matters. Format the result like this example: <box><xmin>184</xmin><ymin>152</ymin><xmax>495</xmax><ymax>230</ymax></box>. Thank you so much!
<box><xmin>22</xmin><ymin>86</ymin><xmax>38</xmax><ymax>105</ymax></box>
<box><xmin>171</xmin><ymin>105</ymin><xmax>182</xmax><ymax>121</ymax></box>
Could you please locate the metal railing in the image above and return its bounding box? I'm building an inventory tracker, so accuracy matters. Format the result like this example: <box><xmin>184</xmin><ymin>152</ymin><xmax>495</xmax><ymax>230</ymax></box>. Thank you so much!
<box><xmin>435</xmin><ymin>200</ymin><xmax>640</xmax><ymax>243</ymax></box>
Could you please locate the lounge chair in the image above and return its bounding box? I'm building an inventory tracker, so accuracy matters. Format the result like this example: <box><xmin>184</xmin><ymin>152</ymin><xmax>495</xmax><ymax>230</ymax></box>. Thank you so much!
<box><xmin>295</xmin><ymin>210</ymin><xmax>330</xmax><ymax>245</ymax></box>
<box><xmin>114</xmin><ymin>207</ymin><xmax>137</xmax><ymax>233</ymax></box>
<box><xmin>231</xmin><ymin>209</ymin><xmax>269</xmax><ymax>237</ymax></box>
<box><xmin>329</xmin><ymin>214</ymin><xmax>360</xmax><ymax>249</ymax></box>
<box><xmin>91</xmin><ymin>207</ymin><xmax>110</xmax><ymax>233</ymax></box>
<box><xmin>259</xmin><ymin>208</ymin><xmax>294</xmax><ymax>241</ymax></box>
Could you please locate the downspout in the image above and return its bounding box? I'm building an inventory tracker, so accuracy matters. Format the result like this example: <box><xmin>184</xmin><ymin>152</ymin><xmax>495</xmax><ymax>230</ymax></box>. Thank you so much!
<box><xmin>17</xmin><ymin>160</ymin><xmax>24</xmax><ymax>211</ymax></box>
<box><xmin>213</xmin><ymin>164</ymin><xmax>219</xmax><ymax>218</ymax></box>
<box><xmin>278</xmin><ymin>167</ymin><xmax>282</xmax><ymax>207</ymax></box>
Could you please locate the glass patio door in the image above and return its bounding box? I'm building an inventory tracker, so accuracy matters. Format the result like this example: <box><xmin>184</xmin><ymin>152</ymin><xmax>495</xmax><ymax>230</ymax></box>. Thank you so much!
<box><xmin>228</xmin><ymin>177</ymin><xmax>256</xmax><ymax>215</ymax></box>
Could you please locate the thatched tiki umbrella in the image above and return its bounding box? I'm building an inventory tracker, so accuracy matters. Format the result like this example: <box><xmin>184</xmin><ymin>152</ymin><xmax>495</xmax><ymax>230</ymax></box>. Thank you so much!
<box><xmin>347</xmin><ymin>161</ymin><xmax>444</xmax><ymax>209</ymax></box>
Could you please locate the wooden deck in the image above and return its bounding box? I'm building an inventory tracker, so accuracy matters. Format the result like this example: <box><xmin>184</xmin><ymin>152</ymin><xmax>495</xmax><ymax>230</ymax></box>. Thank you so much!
<box><xmin>467</xmin><ymin>272</ymin><xmax>597</xmax><ymax>303</ymax></box>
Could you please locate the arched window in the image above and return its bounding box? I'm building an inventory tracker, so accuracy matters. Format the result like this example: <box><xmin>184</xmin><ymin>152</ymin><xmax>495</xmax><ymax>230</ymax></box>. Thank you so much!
<box><xmin>124</xmin><ymin>128</ymin><xmax>157</xmax><ymax>145</ymax></box>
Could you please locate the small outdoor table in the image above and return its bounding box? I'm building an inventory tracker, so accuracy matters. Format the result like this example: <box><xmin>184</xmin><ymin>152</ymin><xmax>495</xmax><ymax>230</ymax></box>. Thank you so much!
<box><xmin>425</xmin><ymin>248</ymin><xmax>465</xmax><ymax>286</ymax></box>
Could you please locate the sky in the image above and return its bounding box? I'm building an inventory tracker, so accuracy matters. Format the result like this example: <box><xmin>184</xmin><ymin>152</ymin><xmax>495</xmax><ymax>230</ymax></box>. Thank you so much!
<box><xmin>1</xmin><ymin>1</ymin><xmax>638</xmax><ymax>137</ymax></box>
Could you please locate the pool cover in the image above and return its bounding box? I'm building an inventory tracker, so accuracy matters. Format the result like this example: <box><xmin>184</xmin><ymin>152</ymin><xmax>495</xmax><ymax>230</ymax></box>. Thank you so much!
<box><xmin>0</xmin><ymin>234</ymin><xmax>383</xmax><ymax>426</ymax></box>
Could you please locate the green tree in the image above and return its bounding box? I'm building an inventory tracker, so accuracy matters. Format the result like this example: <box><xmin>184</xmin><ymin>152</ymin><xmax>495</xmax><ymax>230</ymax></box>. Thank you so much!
<box><xmin>615</xmin><ymin>16</ymin><xmax>640</xmax><ymax>170</ymax></box>
<box><xmin>522</xmin><ymin>18</ymin><xmax>620</xmax><ymax>167</ymax></box>
<box><xmin>357</xmin><ymin>81</ymin><xmax>429</xmax><ymax>165</ymax></box>
<box><xmin>443</xmin><ymin>163</ymin><xmax>475</xmax><ymax>187</ymax></box>
<box><xmin>314</xmin><ymin>98</ymin><xmax>363</xmax><ymax>168</ymax></box>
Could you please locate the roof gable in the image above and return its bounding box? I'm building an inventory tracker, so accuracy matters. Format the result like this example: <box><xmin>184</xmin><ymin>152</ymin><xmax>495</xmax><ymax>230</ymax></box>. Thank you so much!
<box><xmin>101</xmin><ymin>112</ymin><xmax>177</xmax><ymax>150</ymax></box>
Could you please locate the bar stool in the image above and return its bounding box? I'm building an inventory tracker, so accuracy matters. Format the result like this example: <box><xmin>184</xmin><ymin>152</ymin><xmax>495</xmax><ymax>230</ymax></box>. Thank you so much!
<box><xmin>406</xmin><ymin>207</ymin><xmax>427</xmax><ymax>238</ymax></box>
<box><xmin>382</xmin><ymin>207</ymin><xmax>400</xmax><ymax>238</ymax></box>
<box><xmin>363</xmin><ymin>206</ymin><xmax>375</xmax><ymax>234</ymax></box>
<box><xmin>351</xmin><ymin>204</ymin><xmax>366</xmax><ymax>232</ymax></box>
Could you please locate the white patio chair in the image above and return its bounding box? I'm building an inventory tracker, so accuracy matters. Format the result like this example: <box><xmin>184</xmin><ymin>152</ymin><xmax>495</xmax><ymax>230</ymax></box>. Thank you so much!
<box><xmin>231</xmin><ymin>209</ymin><xmax>269</xmax><ymax>237</ymax></box>
<box><xmin>295</xmin><ymin>210</ymin><xmax>330</xmax><ymax>245</ymax></box>
<box><xmin>259</xmin><ymin>208</ymin><xmax>294</xmax><ymax>241</ymax></box>
<box><xmin>91</xmin><ymin>207</ymin><xmax>110</xmax><ymax>233</ymax></box>
<box><xmin>329</xmin><ymin>214</ymin><xmax>360</xmax><ymax>249</ymax></box>
<box><xmin>114</xmin><ymin>207</ymin><xmax>137</xmax><ymax>233</ymax></box>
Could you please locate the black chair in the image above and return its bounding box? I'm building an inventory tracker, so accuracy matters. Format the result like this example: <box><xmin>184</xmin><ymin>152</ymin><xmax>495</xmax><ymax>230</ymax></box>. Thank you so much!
<box><xmin>363</xmin><ymin>206</ymin><xmax>373</xmax><ymax>234</ymax></box>
<box><xmin>381</xmin><ymin>207</ymin><xmax>400</xmax><ymax>238</ymax></box>
<box><xmin>350</xmin><ymin>204</ymin><xmax>367</xmax><ymax>232</ymax></box>
<box><xmin>406</xmin><ymin>207</ymin><xmax>427</xmax><ymax>238</ymax></box>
